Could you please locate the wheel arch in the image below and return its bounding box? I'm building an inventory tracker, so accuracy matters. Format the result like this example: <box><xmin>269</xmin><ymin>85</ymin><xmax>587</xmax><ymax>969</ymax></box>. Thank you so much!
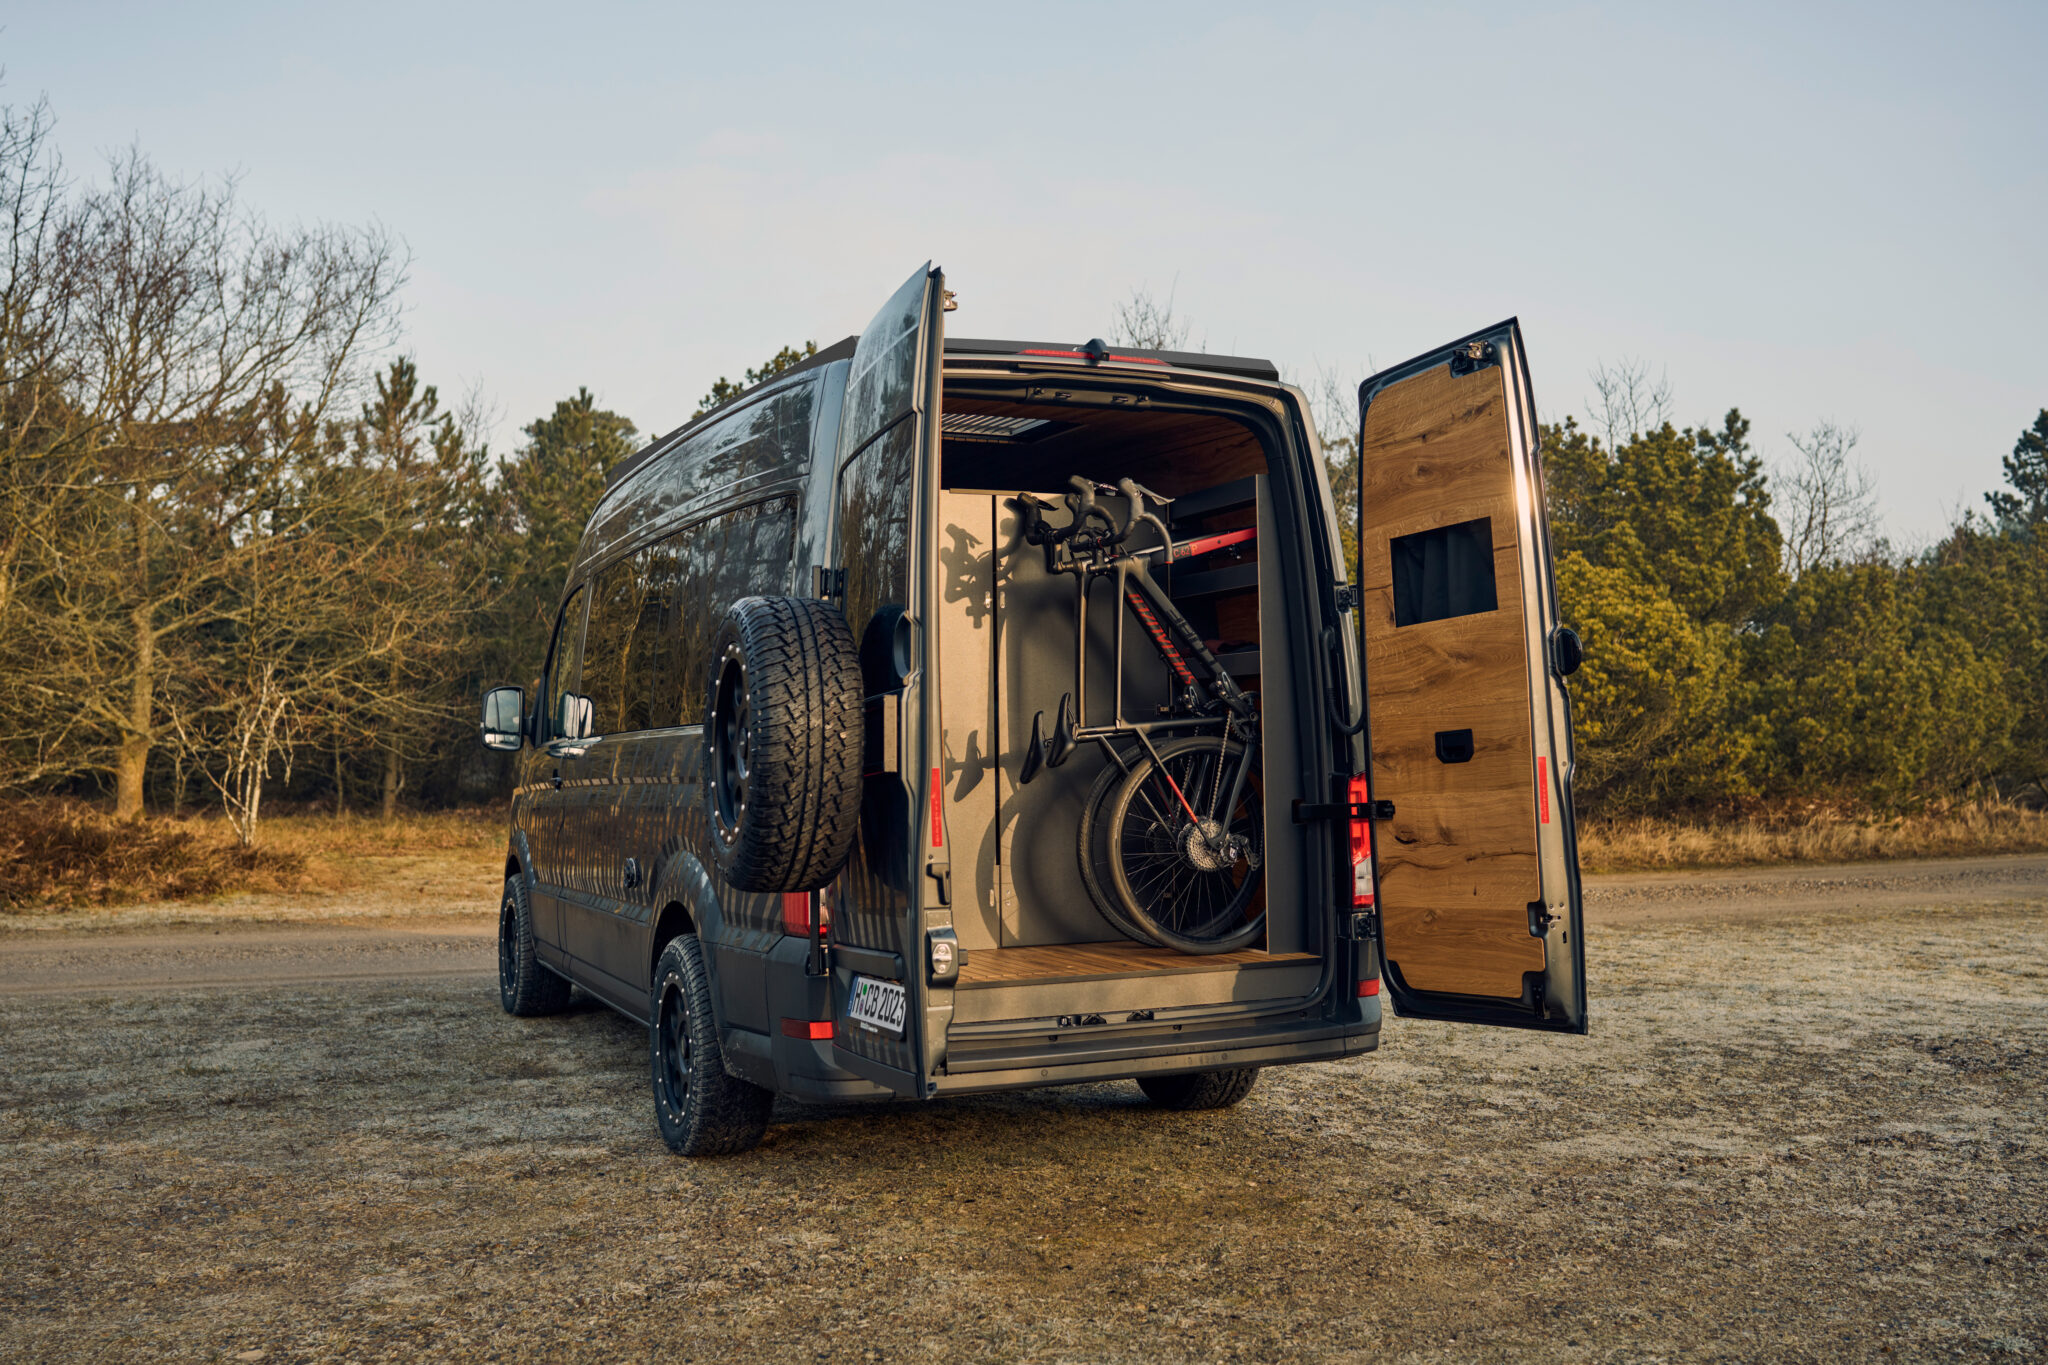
<box><xmin>646</xmin><ymin>852</ymin><xmax>726</xmax><ymax>994</ymax></box>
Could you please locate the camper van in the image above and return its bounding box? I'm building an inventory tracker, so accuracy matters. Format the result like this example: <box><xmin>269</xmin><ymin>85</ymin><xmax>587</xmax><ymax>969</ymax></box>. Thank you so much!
<box><xmin>479</xmin><ymin>263</ymin><xmax>1587</xmax><ymax>1156</ymax></box>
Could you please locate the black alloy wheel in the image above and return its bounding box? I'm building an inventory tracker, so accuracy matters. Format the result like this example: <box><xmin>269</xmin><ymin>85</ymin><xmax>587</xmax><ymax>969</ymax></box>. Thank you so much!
<box><xmin>708</xmin><ymin>644</ymin><xmax>752</xmax><ymax>852</ymax></box>
<box><xmin>649</xmin><ymin>934</ymin><xmax>773</xmax><ymax>1156</ymax></box>
<box><xmin>497</xmin><ymin>874</ymin><xmax>572</xmax><ymax>1016</ymax></box>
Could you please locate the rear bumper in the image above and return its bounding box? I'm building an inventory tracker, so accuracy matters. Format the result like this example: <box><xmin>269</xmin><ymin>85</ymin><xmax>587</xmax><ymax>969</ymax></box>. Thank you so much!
<box><xmin>932</xmin><ymin>1013</ymin><xmax>1379</xmax><ymax>1096</ymax></box>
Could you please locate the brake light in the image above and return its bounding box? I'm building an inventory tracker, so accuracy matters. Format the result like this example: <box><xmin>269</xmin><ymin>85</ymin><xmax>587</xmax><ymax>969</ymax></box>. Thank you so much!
<box><xmin>1348</xmin><ymin>776</ymin><xmax>1375</xmax><ymax>908</ymax></box>
<box><xmin>780</xmin><ymin>1018</ymin><xmax>835</xmax><ymax>1040</ymax></box>
<box><xmin>1016</xmin><ymin>348</ymin><xmax>1167</xmax><ymax>365</ymax></box>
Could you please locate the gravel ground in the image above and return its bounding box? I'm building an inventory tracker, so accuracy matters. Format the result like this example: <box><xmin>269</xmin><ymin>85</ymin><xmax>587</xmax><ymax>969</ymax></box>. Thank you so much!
<box><xmin>1</xmin><ymin>858</ymin><xmax>2044</xmax><ymax>1363</ymax></box>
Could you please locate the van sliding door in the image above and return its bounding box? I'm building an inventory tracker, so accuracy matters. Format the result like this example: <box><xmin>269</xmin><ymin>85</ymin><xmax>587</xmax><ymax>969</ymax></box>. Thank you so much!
<box><xmin>827</xmin><ymin>263</ymin><xmax>949</xmax><ymax>1095</ymax></box>
<box><xmin>1356</xmin><ymin>321</ymin><xmax>1586</xmax><ymax>1033</ymax></box>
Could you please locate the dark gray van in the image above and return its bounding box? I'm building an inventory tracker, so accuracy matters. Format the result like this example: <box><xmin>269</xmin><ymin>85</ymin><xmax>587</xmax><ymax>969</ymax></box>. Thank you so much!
<box><xmin>479</xmin><ymin>263</ymin><xmax>1588</xmax><ymax>1156</ymax></box>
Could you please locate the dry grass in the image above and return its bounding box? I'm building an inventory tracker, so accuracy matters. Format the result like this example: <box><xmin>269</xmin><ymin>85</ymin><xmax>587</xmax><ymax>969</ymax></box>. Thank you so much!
<box><xmin>0</xmin><ymin>800</ymin><xmax>307</xmax><ymax>909</ymax></box>
<box><xmin>0</xmin><ymin>801</ymin><xmax>504</xmax><ymax>919</ymax></box>
<box><xmin>1579</xmin><ymin>796</ymin><xmax>2048</xmax><ymax>874</ymax></box>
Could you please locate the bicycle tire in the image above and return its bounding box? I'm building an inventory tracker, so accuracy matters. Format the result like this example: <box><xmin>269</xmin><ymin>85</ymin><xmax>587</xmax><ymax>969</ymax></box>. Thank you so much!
<box><xmin>1075</xmin><ymin>748</ymin><xmax>1159</xmax><ymax>947</ymax></box>
<box><xmin>1105</xmin><ymin>735</ymin><xmax>1265</xmax><ymax>955</ymax></box>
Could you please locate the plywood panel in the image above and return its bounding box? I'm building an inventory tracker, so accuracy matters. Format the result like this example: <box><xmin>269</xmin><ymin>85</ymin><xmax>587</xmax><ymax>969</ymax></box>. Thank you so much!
<box><xmin>1360</xmin><ymin>362</ymin><xmax>1545</xmax><ymax>1000</ymax></box>
<box><xmin>938</xmin><ymin>492</ymin><xmax>1002</xmax><ymax>951</ymax></box>
<box><xmin>957</xmin><ymin>940</ymin><xmax>1313</xmax><ymax>987</ymax></box>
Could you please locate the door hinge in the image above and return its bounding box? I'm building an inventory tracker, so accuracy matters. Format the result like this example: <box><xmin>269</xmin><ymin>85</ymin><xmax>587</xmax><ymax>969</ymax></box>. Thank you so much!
<box><xmin>1292</xmin><ymin>798</ymin><xmax>1396</xmax><ymax>824</ymax></box>
<box><xmin>813</xmin><ymin>565</ymin><xmax>847</xmax><ymax>602</ymax></box>
<box><xmin>1331</xmin><ymin>584</ymin><xmax>1361</xmax><ymax>614</ymax></box>
<box><xmin>925</xmin><ymin>860</ymin><xmax>952</xmax><ymax>906</ymax></box>
<box><xmin>1449</xmin><ymin>340</ymin><xmax>1500</xmax><ymax>376</ymax></box>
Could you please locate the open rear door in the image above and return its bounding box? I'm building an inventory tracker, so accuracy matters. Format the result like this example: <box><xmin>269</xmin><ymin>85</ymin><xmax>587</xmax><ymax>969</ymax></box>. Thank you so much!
<box><xmin>826</xmin><ymin>263</ymin><xmax>950</xmax><ymax>1094</ymax></box>
<box><xmin>1356</xmin><ymin>321</ymin><xmax>1586</xmax><ymax>1033</ymax></box>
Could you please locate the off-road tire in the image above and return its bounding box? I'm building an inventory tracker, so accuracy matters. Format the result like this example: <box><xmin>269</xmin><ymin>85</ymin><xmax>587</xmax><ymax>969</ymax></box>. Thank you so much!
<box><xmin>1137</xmin><ymin>1067</ymin><xmax>1260</xmax><ymax>1111</ymax></box>
<box><xmin>704</xmin><ymin>595</ymin><xmax>863</xmax><ymax>893</ymax></box>
<box><xmin>1075</xmin><ymin>751</ymin><xmax>1159</xmax><ymax>947</ymax></box>
<box><xmin>650</xmin><ymin>935</ymin><xmax>774</xmax><ymax>1157</ymax></box>
<box><xmin>498</xmin><ymin>874</ymin><xmax>572</xmax><ymax>1016</ymax></box>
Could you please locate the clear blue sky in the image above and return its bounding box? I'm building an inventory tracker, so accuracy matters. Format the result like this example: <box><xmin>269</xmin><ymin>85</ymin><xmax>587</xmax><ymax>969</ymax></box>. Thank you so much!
<box><xmin>8</xmin><ymin>0</ymin><xmax>2043</xmax><ymax>542</ymax></box>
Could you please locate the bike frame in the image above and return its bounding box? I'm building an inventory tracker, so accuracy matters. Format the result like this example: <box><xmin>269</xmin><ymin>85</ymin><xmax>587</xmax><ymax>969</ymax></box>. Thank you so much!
<box><xmin>1042</xmin><ymin>509</ymin><xmax>1262</xmax><ymax>838</ymax></box>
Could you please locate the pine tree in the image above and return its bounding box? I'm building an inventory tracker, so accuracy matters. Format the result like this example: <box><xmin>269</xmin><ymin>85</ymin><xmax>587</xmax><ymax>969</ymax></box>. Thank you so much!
<box><xmin>1986</xmin><ymin>409</ymin><xmax>2048</xmax><ymax>533</ymax></box>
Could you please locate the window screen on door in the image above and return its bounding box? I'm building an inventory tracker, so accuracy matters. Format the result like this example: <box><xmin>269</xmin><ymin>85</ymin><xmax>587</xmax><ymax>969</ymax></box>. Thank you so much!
<box><xmin>1390</xmin><ymin>516</ymin><xmax>1498</xmax><ymax>627</ymax></box>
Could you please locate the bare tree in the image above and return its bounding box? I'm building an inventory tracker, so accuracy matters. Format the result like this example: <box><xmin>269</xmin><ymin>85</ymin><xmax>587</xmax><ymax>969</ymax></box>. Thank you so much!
<box><xmin>1112</xmin><ymin>282</ymin><xmax>1193</xmax><ymax>352</ymax></box>
<box><xmin>1777</xmin><ymin>419</ymin><xmax>1879</xmax><ymax>576</ymax></box>
<box><xmin>0</xmin><ymin>115</ymin><xmax>403</xmax><ymax>815</ymax></box>
<box><xmin>1588</xmin><ymin>357</ymin><xmax>1674</xmax><ymax>449</ymax></box>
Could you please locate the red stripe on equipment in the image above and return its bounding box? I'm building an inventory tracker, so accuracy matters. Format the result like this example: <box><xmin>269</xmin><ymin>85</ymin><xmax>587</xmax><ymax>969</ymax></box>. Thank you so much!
<box><xmin>1538</xmin><ymin>756</ymin><xmax>1550</xmax><ymax>825</ymax></box>
<box><xmin>931</xmin><ymin>767</ymin><xmax>944</xmax><ymax>847</ymax></box>
<box><xmin>1176</xmin><ymin>527</ymin><xmax>1257</xmax><ymax>561</ymax></box>
<box><xmin>1126</xmin><ymin>591</ymin><xmax>1197</xmax><ymax>684</ymax></box>
<box><xmin>781</xmin><ymin>892</ymin><xmax>813</xmax><ymax>936</ymax></box>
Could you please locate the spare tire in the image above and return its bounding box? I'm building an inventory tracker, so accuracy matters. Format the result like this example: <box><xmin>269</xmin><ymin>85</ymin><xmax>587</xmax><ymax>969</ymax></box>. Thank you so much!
<box><xmin>704</xmin><ymin>595</ymin><xmax>864</xmax><ymax>892</ymax></box>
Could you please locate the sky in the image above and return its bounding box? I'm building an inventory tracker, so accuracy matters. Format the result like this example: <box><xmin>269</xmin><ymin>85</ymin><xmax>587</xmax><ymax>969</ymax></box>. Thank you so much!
<box><xmin>7</xmin><ymin>0</ymin><xmax>2044</xmax><ymax>544</ymax></box>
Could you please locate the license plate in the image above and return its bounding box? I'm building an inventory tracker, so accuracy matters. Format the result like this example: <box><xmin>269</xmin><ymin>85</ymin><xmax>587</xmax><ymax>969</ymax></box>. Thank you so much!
<box><xmin>846</xmin><ymin>975</ymin><xmax>908</xmax><ymax>1036</ymax></box>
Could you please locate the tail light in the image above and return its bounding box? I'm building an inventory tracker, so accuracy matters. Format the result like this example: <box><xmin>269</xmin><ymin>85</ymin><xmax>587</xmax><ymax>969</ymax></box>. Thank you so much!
<box><xmin>781</xmin><ymin>891</ymin><xmax>829</xmax><ymax>936</ymax></box>
<box><xmin>1347</xmin><ymin>776</ymin><xmax>1375</xmax><ymax>908</ymax></box>
<box><xmin>780</xmin><ymin>1018</ymin><xmax>834</xmax><ymax>1040</ymax></box>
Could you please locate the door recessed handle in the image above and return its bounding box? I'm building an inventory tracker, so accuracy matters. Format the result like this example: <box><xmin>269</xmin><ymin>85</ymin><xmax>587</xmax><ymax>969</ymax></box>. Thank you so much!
<box><xmin>1434</xmin><ymin>729</ymin><xmax>1474</xmax><ymax>764</ymax></box>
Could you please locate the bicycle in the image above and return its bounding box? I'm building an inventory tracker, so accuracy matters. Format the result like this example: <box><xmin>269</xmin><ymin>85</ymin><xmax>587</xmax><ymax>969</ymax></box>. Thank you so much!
<box><xmin>1015</xmin><ymin>476</ymin><xmax>1265</xmax><ymax>955</ymax></box>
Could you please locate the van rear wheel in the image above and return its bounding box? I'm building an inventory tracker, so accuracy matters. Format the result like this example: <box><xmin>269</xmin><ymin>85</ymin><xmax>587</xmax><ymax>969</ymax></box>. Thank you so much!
<box><xmin>651</xmin><ymin>935</ymin><xmax>774</xmax><ymax>1157</ymax></box>
<box><xmin>1137</xmin><ymin>1067</ymin><xmax>1260</xmax><ymax>1110</ymax></box>
<box><xmin>704</xmin><ymin>595</ymin><xmax>864</xmax><ymax>893</ymax></box>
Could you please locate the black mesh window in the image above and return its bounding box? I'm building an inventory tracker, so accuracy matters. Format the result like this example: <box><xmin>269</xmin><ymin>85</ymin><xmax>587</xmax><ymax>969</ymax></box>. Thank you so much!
<box><xmin>1390</xmin><ymin>517</ymin><xmax>1498</xmax><ymax>627</ymax></box>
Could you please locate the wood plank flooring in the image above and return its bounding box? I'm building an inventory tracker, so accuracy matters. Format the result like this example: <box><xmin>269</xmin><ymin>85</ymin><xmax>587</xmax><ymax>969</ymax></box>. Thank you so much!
<box><xmin>956</xmin><ymin>940</ymin><xmax>1316</xmax><ymax>989</ymax></box>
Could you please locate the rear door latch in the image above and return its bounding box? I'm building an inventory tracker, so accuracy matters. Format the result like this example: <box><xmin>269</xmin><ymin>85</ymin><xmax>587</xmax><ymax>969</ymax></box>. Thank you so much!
<box><xmin>1292</xmin><ymin>798</ymin><xmax>1396</xmax><ymax>824</ymax></box>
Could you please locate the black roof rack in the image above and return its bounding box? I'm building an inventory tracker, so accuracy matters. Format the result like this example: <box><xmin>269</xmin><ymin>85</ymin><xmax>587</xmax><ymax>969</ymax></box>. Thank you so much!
<box><xmin>945</xmin><ymin>337</ymin><xmax>1280</xmax><ymax>382</ymax></box>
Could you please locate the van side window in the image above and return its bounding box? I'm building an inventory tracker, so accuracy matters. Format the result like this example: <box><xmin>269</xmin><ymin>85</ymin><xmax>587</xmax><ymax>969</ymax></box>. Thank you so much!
<box><xmin>544</xmin><ymin>586</ymin><xmax>589</xmax><ymax>741</ymax></box>
<box><xmin>836</xmin><ymin>421</ymin><xmax>915</xmax><ymax>691</ymax></box>
<box><xmin>567</xmin><ymin>496</ymin><xmax>798</xmax><ymax>732</ymax></box>
<box><xmin>581</xmin><ymin>553</ymin><xmax>663</xmax><ymax>735</ymax></box>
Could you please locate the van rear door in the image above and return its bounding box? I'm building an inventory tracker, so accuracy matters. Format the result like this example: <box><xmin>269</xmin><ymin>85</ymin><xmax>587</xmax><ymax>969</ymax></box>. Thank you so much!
<box><xmin>1355</xmin><ymin>321</ymin><xmax>1586</xmax><ymax>1033</ymax></box>
<box><xmin>826</xmin><ymin>263</ymin><xmax>949</xmax><ymax>1095</ymax></box>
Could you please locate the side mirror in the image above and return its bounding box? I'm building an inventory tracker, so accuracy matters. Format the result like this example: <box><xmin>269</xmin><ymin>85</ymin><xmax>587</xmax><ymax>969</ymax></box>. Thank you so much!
<box><xmin>1551</xmin><ymin>626</ymin><xmax>1584</xmax><ymax>678</ymax></box>
<box><xmin>481</xmin><ymin>685</ymin><xmax>525</xmax><ymax>751</ymax></box>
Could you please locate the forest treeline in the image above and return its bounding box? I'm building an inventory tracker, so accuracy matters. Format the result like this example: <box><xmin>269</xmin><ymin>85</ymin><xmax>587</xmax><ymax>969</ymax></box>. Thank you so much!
<box><xmin>3</xmin><ymin>103</ymin><xmax>2045</xmax><ymax>842</ymax></box>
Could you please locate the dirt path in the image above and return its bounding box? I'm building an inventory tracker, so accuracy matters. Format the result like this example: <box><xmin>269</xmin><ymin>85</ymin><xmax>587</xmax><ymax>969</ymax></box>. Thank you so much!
<box><xmin>3</xmin><ymin>852</ymin><xmax>2043</xmax><ymax>997</ymax></box>
<box><xmin>1</xmin><ymin>856</ymin><xmax>2044</xmax><ymax>1363</ymax></box>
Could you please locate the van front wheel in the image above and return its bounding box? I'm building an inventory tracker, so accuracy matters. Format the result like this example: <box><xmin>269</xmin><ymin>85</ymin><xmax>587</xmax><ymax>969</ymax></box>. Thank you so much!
<box><xmin>704</xmin><ymin>595</ymin><xmax>864</xmax><ymax>893</ymax></box>
<box><xmin>1137</xmin><ymin>1067</ymin><xmax>1260</xmax><ymax>1110</ymax></box>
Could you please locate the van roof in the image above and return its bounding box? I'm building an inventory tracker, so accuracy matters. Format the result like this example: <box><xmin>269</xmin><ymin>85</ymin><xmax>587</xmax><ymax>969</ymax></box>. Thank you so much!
<box><xmin>607</xmin><ymin>333</ymin><xmax>1282</xmax><ymax>491</ymax></box>
<box><xmin>946</xmin><ymin>337</ymin><xmax>1280</xmax><ymax>381</ymax></box>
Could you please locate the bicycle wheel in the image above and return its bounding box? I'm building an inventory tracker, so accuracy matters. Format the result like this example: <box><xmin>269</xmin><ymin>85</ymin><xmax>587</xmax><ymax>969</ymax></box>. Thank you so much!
<box><xmin>1075</xmin><ymin>748</ymin><xmax>1160</xmax><ymax>947</ymax></box>
<box><xmin>1105</xmin><ymin>735</ymin><xmax>1264</xmax><ymax>955</ymax></box>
